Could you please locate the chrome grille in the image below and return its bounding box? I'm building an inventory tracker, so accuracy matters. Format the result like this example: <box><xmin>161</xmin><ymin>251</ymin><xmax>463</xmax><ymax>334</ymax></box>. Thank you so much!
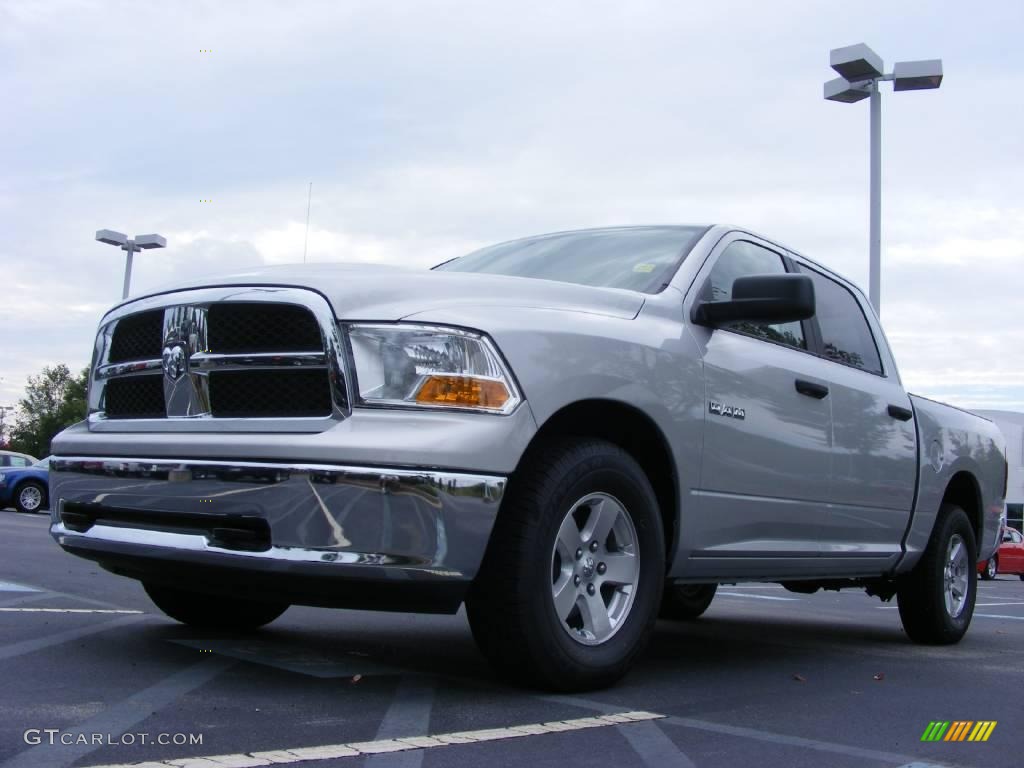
<box><xmin>208</xmin><ymin>369</ymin><xmax>332</xmax><ymax>417</ymax></box>
<box><xmin>108</xmin><ymin>310</ymin><xmax>163</xmax><ymax>363</ymax></box>
<box><xmin>89</xmin><ymin>287</ymin><xmax>349</xmax><ymax>431</ymax></box>
<box><xmin>207</xmin><ymin>303</ymin><xmax>322</xmax><ymax>354</ymax></box>
<box><xmin>105</xmin><ymin>376</ymin><xmax>166</xmax><ymax>418</ymax></box>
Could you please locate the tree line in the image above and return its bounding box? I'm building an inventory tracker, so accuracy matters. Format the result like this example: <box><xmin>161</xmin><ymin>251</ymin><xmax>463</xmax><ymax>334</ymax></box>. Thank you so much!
<box><xmin>1</xmin><ymin>365</ymin><xmax>89</xmax><ymax>459</ymax></box>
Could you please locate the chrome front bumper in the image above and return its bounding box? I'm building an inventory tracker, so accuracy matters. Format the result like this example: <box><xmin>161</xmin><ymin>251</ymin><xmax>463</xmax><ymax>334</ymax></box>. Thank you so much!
<box><xmin>49</xmin><ymin>456</ymin><xmax>505</xmax><ymax>613</ymax></box>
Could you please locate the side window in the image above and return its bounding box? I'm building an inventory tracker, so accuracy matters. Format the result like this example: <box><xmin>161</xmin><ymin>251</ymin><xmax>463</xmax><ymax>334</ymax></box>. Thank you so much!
<box><xmin>9</xmin><ymin>457</ymin><xmax>30</xmax><ymax>467</ymax></box>
<box><xmin>701</xmin><ymin>241</ymin><xmax>806</xmax><ymax>350</ymax></box>
<box><xmin>801</xmin><ymin>267</ymin><xmax>883</xmax><ymax>375</ymax></box>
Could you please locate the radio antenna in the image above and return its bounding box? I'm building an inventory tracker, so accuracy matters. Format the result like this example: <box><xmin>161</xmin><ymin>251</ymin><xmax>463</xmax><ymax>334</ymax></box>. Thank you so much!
<box><xmin>302</xmin><ymin>182</ymin><xmax>312</xmax><ymax>263</ymax></box>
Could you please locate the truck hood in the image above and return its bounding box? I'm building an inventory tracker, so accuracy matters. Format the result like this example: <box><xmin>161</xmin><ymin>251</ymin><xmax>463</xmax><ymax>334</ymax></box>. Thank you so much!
<box><xmin>119</xmin><ymin>263</ymin><xmax>646</xmax><ymax>321</ymax></box>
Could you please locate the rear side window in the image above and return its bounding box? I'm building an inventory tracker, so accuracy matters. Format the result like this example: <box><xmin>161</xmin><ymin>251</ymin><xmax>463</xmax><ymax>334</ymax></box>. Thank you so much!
<box><xmin>9</xmin><ymin>457</ymin><xmax>30</xmax><ymax>467</ymax></box>
<box><xmin>801</xmin><ymin>267</ymin><xmax>883</xmax><ymax>375</ymax></box>
<box><xmin>701</xmin><ymin>240</ymin><xmax>806</xmax><ymax>350</ymax></box>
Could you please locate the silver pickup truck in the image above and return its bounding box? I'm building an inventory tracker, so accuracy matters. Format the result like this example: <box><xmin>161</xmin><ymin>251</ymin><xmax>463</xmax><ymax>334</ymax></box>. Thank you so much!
<box><xmin>50</xmin><ymin>225</ymin><xmax>1007</xmax><ymax>690</ymax></box>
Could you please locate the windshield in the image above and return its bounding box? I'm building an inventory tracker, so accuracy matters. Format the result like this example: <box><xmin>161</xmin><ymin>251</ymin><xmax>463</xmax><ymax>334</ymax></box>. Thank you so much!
<box><xmin>435</xmin><ymin>226</ymin><xmax>708</xmax><ymax>292</ymax></box>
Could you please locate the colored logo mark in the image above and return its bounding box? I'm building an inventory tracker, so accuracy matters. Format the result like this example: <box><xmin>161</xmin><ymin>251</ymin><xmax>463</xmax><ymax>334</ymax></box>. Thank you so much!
<box><xmin>921</xmin><ymin>721</ymin><xmax>996</xmax><ymax>742</ymax></box>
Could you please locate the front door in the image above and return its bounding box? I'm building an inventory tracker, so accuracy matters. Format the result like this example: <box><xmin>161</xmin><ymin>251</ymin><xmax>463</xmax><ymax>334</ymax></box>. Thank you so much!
<box><xmin>684</xmin><ymin>235</ymin><xmax>832</xmax><ymax>577</ymax></box>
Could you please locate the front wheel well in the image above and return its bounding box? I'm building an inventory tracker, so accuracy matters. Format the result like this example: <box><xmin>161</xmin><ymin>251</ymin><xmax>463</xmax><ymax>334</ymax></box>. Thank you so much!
<box><xmin>514</xmin><ymin>400</ymin><xmax>678</xmax><ymax>565</ymax></box>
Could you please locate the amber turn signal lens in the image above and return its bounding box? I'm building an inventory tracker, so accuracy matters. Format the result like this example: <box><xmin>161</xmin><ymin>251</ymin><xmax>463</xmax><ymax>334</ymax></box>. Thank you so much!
<box><xmin>415</xmin><ymin>375</ymin><xmax>511</xmax><ymax>410</ymax></box>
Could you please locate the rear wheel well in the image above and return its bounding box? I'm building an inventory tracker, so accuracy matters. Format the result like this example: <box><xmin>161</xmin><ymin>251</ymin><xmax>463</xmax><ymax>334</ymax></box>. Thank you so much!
<box><xmin>516</xmin><ymin>400</ymin><xmax>678</xmax><ymax>565</ymax></box>
<box><xmin>942</xmin><ymin>471</ymin><xmax>982</xmax><ymax>546</ymax></box>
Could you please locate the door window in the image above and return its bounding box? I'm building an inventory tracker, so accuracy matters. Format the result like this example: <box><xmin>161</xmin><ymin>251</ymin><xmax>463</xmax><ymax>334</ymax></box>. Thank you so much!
<box><xmin>701</xmin><ymin>241</ymin><xmax>806</xmax><ymax>350</ymax></box>
<box><xmin>801</xmin><ymin>267</ymin><xmax>883</xmax><ymax>375</ymax></box>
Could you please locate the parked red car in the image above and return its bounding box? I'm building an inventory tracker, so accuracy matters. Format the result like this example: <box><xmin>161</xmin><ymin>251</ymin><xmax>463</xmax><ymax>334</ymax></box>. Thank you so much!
<box><xmin>978</xmin><ymin>527</ymin><xmax>1024</xmax><ymax>580</ymax></box>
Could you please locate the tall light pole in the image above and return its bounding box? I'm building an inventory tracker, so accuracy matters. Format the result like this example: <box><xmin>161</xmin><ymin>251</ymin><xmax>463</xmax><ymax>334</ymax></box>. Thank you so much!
<box><xmin>824</xmin><ymin>44</ymin><xmax>943</xmax><ymax>316</ymax></box>
<box><xmin>95</xmin><ymin>230</ymin><xmax>167</xmax><ymax>299</ymax></box>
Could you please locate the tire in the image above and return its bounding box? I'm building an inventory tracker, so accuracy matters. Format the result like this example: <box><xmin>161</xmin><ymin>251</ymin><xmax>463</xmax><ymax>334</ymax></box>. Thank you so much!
<box><xmin>897</xmin><ymin>504</ymin><xmax>977</xmax><ymax>644</ymax></box>
<box><xmin>15</xmin><ymin>481</ymin><xmax>47</xmax><ymax>514</ymax></box>
<box><xmin>144</xmin><ymin>583</ymin><xmax>288</xmax><ymax>630</ymax></box>
<box><xmin>466</xmin><ymin>438</ymin><xmax>665</xmax><ymax>691</ymax></box>
<box><xmin>1019</xmin><ymin>574</ymin><xmax>1024</xmax><ymax>582</ymax></box>
<box><xmin>660</xmin><ymin>583</ymin><xmax>717</xmax><ymax>620</ymax></box>
<box><xmin>981</xmin><ymin>557</ymin><xmax>998</xmax><ymax>581</ymax></box>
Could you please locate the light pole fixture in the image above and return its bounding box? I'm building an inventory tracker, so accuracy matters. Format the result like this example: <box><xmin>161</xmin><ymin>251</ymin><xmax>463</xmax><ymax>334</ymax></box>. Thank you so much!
<box><xmin>96</xmin><ymin>229</ymin><xmax>167</xmax><ymax>299</ymax></box>
<box><xmin>824</xmin><ymin>43</ymin><xmax>943</xmax><ymax>315</ymax></box>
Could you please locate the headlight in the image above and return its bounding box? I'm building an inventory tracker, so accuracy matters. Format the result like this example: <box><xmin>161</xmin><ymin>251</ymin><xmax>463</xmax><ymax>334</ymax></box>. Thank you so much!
<box><xmin>346</xmin><ymin>324</ymin><xmax>520</xmax><ymax>414</ymax></box>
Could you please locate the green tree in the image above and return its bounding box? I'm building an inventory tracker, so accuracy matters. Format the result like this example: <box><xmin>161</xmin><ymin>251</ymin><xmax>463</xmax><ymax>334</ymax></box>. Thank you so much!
<box><xmin>8</xmin><ymin>364</ymin><xmax>89</xmax><ymax>458</ymax></box>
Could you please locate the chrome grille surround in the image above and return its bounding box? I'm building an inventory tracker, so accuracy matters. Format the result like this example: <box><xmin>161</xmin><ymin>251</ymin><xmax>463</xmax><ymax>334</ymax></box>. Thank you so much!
<box><xmin>88</xmin><ymin>286</ymin><xmax>350</xmax><ymax>433</ymax></box>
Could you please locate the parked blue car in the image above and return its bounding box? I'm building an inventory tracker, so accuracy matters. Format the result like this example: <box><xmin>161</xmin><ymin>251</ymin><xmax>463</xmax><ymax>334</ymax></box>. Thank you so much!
<box><xmin>0</xmin><ymin>451</ymin><xmax>49</xmax><ymax>513</ymax></box>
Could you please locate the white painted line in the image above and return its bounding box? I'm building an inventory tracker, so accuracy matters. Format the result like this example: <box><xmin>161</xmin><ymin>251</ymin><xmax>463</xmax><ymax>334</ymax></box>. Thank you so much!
<box><xmin>82</xmin><ymin>711</ymin><xmax>665</xmax><ymax>768</ymax></box>
<box><xmin>0</xmin><ymin>615</ymin><xmax>148</xmax><ymax>662</ymax></box>
<box><xmin>0</xmin><ymin>580</ymin><xmax>41</xmax><ymax>592</ymax></box>
<box><xmin>0</xmin><ymin>608</ymin><xmax>142</xmax><ymax>614</ymax></box>
<box><xmin>976</xmin><ymin>601</ymin><xmax>1024</xmax><ymax>607</ymax></box>
<box><xmin>975</xmin><ymin>613</ymin><xmax>1024</xmax><ymax>621</ymax></box>
<box><xmin>717</xmin><ymin>592</ymin><xmax>800</xmax><ymax>601</ymax></box>
<box><xmin>716</xmin><ymin>584</ymin><xmax>789</xmax><ymax>589</ymax></box>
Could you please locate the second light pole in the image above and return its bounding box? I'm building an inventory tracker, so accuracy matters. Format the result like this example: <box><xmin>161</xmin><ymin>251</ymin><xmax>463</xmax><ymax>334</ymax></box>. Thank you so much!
<box><xmin>824</xmin><ymin>43</ymin><xmax>943</xmax><ymax>316</ymax></box>
<box><xmin>95</xmin><ymin>230</ymin><xmax>167</xmax><ymax>299</ymax></box>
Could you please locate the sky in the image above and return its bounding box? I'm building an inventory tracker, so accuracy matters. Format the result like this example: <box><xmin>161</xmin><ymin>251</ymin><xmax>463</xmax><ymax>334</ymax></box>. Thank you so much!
<box><xmin>1</xmin><ymin>0</ymin><xmax>1022</xmax><ymax>416</ymax></box>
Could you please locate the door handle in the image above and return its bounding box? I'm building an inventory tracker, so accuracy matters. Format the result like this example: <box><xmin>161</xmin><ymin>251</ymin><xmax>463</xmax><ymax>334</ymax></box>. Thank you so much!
<box><xmin>887</xmin><ymin>404</ymin><xmax>914</xmax><ymax>421</ymax></box>
<box><xmin>795</xmin><ymin>379</ymin><xmax>829</xmax><ymax>399</ymax></box>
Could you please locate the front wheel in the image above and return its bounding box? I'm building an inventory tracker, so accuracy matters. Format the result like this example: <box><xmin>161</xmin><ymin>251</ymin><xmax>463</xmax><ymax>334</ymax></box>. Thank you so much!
<box><xmin>660</xmin><ymin>583</ymin><xmax>717</xmax><ymax>620</ymax></box>
<box><xmin>144</xmin><ymin>583</ymin><xmax>289</xmax><ymax>630</ymax></box>
<box><xmin>897</xmin><ymin>504</ymin><xmax>977</xmax><ymax>644</ymax></box>
<box><xmin>15</xmin><ymin>481</ymin><xmax>47</xmax><ymax>514</ymax></box>
<box><xmin>981</xmin><ymin>557</ymin><xmax>998</xmax><ymax>581</ymax></box>
<box><xmin>467</xmin><ymin>438</ymin><xmax>665</xmax><ymax>691</ymax></box>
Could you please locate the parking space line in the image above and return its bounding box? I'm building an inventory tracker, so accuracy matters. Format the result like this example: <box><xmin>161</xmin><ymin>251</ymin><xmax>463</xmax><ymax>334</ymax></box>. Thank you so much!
<box><xmin>0</xmin><ymin>608</ymin><xmax>142</xmax><ymax>614</ymax></box>
<box><xmin>616</xmin><ymin>719</ymin><xmax>697</xmax><ymax>768</ymax></box>
<box><xmin>975</xmin><ymin>613</ymin><xmax>1024</xmax><ymax>621</ymax></box>
<box><xmin>541</xmin><ymin>695</ymin><xmax>930</xmax><ymax>766</ymax></box>
<box><xmin>717</xmin><ymin>592</ymin><xmax>800</xmax><ymax>601</ymax></box>
<box><xmin>658</xmin><ymin>714</ymin><xmax>932</xmax><ymax>765</ymax></box>
<box><xmin>1</xmin><ymin>657</ymin><xmax>235</xmax><ymax>768</ymax></box>
<box><xmin>975</xmin><ymin>602</ymin><xmax>1024</xmax><ymax>607</ymax></box>
<box><xmin>0</xmin><ymin>593</ymin><xmax>53</xmax><ymax>609</ymax></box>
<box><xmin>78</xmin><ymin>711</ymin><xmax>664</xmax><ymax>768</ymax></box>
<box><xmin>0</xmin><ymin>580</ymin><xmax>41</xmax><ymax>592</ymax></box>
<box><xmin>0</xmin><ymin>614</ymin><xmax>149</xmax><ymax>662</ymax></box>
<box><xmin>366</xmin><ymin>676</ymin><xmax>435</xmax><ymax>768</ymax></box>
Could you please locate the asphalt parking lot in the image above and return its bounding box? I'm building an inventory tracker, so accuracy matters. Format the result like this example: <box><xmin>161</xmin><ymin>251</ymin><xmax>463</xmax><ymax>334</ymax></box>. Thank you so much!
<box><xmin>1</xmin><ymin>510</ymin><xmax>1020</xmax><ymax>768</ymax></box>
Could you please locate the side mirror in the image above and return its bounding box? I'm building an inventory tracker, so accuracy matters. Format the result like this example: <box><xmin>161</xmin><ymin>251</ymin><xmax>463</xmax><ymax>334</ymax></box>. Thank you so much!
<box><xmin>693</xmin><ymin>273</ymin><xmax>815</xmax><ymax>327</ymax></box>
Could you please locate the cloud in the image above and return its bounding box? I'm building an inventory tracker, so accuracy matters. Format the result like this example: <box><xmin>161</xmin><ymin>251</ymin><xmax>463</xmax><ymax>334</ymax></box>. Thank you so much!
<box><xmin>1</xmin><ymin>0</ymin><xmax>1022</xmax><ymax>417</ymax></box>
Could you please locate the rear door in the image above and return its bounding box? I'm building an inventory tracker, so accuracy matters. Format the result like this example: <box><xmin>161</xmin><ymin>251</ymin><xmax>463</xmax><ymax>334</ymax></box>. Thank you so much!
<box><xmin>684</xmin><ymin>234</ymin><xmax>833</xmax><ymax>576</ymax></box>
<box><xmin>794</xmin><ymin>261</ymin><xmax>917</xmax><ymax>567</ymax></box>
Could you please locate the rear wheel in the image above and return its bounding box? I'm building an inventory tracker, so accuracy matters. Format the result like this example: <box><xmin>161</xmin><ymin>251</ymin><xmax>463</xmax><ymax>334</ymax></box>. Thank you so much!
<box><xmin>897</xmin><ymin>504</ymin><xmax>977</xmax><ymax>644</ymax></box>
<box><xmin>981</xmin><ymin>556</ymin><xmax>998</xmax><ymax>580</ymax></box>
<box><xmin>144</xmin><ymin>583</ymin><xmax>288</xmax><ymax>630</ymax></box>
<box><xmin>660</xmin><ymin>583</ymin><xmax>717</xmax><ymax>620</ymax></box>
<box><xmin>467</xmin><ymin>438</ymin><xmax>664</xmax><ymax>691</ymax></box>
<box><xmin>15</xmin><ymin>481</ymin><xmax>47</xmax><ymax>514</ymax></box>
